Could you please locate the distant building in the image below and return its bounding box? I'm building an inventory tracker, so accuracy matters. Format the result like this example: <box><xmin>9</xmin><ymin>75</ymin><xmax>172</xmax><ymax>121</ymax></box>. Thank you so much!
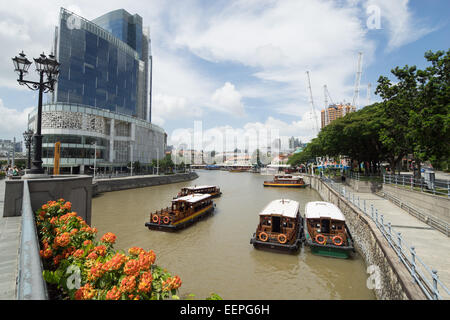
<box><xmin>321</xmin><ymin>103</ymin><xmax>356</xmax><ymax>129</ymax></box>
<box><xmin>288</xmin><ymin>137</ymin><xmax>302</xmax><ymax>150</ymax></box>
<box><xmin>0</xmin><ymin>139</ymin><xmax>23</xmax><ymax>156</ymax></box>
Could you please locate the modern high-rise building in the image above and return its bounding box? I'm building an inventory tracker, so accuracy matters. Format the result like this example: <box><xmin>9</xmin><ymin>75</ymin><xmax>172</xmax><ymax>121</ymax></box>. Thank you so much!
<box><xmin>320</xmin><ymin>103</ymin><xmax>356</xmax><ymax>129</ymax></box>
<box><xmin>28</xmin><ymin>8</ymin><xmax>164</xmax><ymax>174</ymax></box>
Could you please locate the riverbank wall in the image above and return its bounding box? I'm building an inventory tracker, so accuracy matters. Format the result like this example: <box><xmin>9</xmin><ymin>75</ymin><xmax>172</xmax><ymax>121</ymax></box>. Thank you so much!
<box><xmin>92</xmin><ymin>172</ymin><xmax>199</xmax><ymax>195</ymax></box>
<box><xmin>306</xmin><ymin>175</ymin><xmax>426</xmax><ymax>300</ymax></box>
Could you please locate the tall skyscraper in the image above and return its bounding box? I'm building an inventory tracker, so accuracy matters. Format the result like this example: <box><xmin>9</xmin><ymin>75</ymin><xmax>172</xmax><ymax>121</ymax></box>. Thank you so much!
<box><xmin>52</xmin><ymin>8</ymin><xmax>151</xmax><ymax>121</ymax></box>
<box><xmin>28</xmin><ymin>8</ymin><xmax>164</xmax><ymax>174</ymax></box>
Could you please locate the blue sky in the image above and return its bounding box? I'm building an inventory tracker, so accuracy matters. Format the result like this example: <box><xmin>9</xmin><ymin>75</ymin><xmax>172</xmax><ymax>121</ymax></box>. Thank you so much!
<box><xmin>0</xmin><ymin>0</ymin><xmax>448</xmax><ymax>150</ymax></box>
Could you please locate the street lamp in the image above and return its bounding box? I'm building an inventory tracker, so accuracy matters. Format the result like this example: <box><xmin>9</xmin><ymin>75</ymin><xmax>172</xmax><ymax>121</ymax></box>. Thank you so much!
<box><xmin>23</xmin><ymin>129</ymin><xmax>34</xmax><ymax>170</ymax></box>
<box><xmin>12</xmin><ymin>51</ymin><xmax>60</xmax><ymax>175</ymax></box>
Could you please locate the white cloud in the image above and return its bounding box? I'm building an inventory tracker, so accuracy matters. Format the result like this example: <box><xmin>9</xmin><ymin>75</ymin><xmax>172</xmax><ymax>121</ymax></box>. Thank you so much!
<box><xmin>364</xmin><ymin>0</ymin><xmax>436</xmax><ymax>51</ymax></box>
<box><xmin>210</xmin><ymin>82</ymin><xmax>245</xmax><ymax>116</ymax></box>
<box><xmin>0</xmin><ymin>98</ymin><xmax>34</xmax><ymax>140</ymax></box>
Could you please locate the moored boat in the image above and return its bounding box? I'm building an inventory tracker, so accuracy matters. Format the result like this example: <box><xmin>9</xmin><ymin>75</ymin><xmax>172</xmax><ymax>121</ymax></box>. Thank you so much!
<box><xmin>250</xmin><ymin>199</ymin><xmax>304</xmax><ymax>252</ymax></box>
<box><xmin>175</xmin><ymin>185</ymin><xmax>222</xmax><ymax>198</ymax></box>
<box><xmin>263</xmin><ymin>175</ymin><xmax>308</xmax><ymax>188</ymax></box>
<box><xmin>304</xmin><ymin>201</ymin><xmax>354</xmax><ymax>258</ymax></box>
<box><xmin>145</xmin><ymin>194</ymin><xmax>214</xmax><ymax>231</ymax></box>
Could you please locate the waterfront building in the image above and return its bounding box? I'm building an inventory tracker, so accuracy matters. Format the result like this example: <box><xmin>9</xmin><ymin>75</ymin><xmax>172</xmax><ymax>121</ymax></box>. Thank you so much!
<box><xmin>0</xmin><ymin>139</ymin><xmax>23</xmax><ymax>157</ymax></box>
<box><xmin>320</xmin><ymin>103</ymin><xmax>356</xmax><ymax>129</ymax></box>
<box><xmin>28</xmin><ymin>8</ymin><xmax>165</xmax><ymax>174</ymax></box>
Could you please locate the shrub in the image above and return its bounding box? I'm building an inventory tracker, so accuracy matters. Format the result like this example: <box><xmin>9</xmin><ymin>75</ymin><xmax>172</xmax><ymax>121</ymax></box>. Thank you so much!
<box><xmin>36</xmin><ymin>199</ymin><xmax>181</xmax><ymax>300</ymax></box>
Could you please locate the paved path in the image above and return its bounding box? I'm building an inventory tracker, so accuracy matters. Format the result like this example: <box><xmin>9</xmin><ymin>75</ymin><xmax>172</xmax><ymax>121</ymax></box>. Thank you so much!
<box><xmin>340</xmin><ymin>181</ymin><xmax>450</xmax><ymax>299</ymax></box>
<box><xmin>0</xmin><ymin>179</ymin><xmax>20</xmax><ymax>300</ymax></box>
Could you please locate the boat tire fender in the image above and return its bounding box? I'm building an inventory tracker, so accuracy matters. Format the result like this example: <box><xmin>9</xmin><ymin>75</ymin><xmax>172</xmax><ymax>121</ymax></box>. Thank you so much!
<box><xmin>278</xmin><ymin>234</ymin><xmax>288</xmax><ymax>244</ymax></box>
<box><xmin>332</xmin><ymin>235</ymin><xmax>344</xmax><ymax>246</ymax></box>
<box><xmin>315</xmin><ymin>234</ymin><xmax>327</xmax><ymax>245</ymax></box>
<box><xmin>258</xmin><ymin>232</ymin><xmax>269</xmax><ymax>242</ymax></box>
<box><xmin>151</xmin><ymin>215</ymin><xmax>159</xmax><ymax>223</ymax></box>
<box><xmin>162</xmin><ymin>216</ymin><xmax>170</xmax><ymax>224</ymax></box>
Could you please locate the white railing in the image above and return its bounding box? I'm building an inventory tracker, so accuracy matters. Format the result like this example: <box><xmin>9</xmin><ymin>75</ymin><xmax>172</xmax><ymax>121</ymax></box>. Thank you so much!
<box><xmin>384</xmin><ymin>174</ymin><xmax>450</xmax><ymax>198</ymax></box>
<box><xmin>320</xmin><ymin>176</ymin><xmax>449</xmax><ymax>300</ymax></box>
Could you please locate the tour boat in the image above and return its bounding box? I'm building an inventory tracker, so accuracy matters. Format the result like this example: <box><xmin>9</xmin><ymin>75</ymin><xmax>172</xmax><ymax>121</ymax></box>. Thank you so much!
<box><xmin>250</xmin><ymin>199</ymin><xmax>304</xmax><ymax>252</ymax></box>
<box><xmin>303</xmin><ymin>201</ymin><xmax>354</xmax><ymax>258</ymax></box>
<box><xmin>229</xmin><ymin>167</ymin><xmax>250</xmax><ymax>172</ymax></box>
<box><xmin>175</xmin><ymin>185</ymin><xmax>222</xmax><ymax>198</ymax></box>
<box><xmin>263</xmin><ymin>175</ymin><xmax>308</xmax><ymax>188</ymax></box>
<box><xmin>145</xmin><ymin>194</ymin><xmax>214</xmax><ymax>231</ymax></box>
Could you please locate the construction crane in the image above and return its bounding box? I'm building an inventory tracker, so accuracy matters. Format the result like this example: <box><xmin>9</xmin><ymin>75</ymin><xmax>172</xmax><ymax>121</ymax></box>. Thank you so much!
<box><xmin>352</xmin><ymin>52</ymin><xmax>363</xmax><ymax>109</ymax></box>
<box><xmin>367</xmin><ymin>83</ymin><xmax>372</xmax><ymax>105</ymax></box>
<box><xmin>306</xmin><ymin>71</ymin><xmax>320</xmax><ymax>135</ymax></box>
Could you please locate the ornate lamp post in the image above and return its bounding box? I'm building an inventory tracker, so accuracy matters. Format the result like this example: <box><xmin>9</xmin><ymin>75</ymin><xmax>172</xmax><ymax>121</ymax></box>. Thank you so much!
<box><xmin>12</xmin><ymin>51</ymin><xmax>60</xmax><ymax>175</ymax></box>
<box><xmin>22</xmin><ymin>129</ymin><xmax>34</xmax><ymax>170</ymax></box>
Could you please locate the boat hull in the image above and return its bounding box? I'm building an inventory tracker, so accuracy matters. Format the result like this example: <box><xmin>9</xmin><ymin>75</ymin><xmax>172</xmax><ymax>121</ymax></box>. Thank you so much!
<box><xmin>145</xmin><ymin>205</ymin><xmax>214</xmax><ymax>231</ymax></box>
<box><xmin>250</xmin><ymin>220</ymin><xmax>305</xmax><ymax>253</ymax></box>
<box><xmin>304</xmin><ymin>227</ymin><xmax>354</xmax><ymax>259</ymax></box>
<box><xmin>263</xmin><ymin>183</ymin><xmax>309</xmax><ymax>188</ymax></box>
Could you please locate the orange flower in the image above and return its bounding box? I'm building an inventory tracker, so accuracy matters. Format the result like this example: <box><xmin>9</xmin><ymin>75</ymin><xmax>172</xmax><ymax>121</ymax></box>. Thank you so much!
<box><xmin>123</xmin><ymin>259</ymin><xmax>140</xmax><ymax>276</ymax></box>
<box><xmin>120</xmin><ymin>275</ymin><xmax>136</xmax><ymax>293</ymax></box>
<box><xmin>63</xmin><ymin>202</ymin><xmax>72</xmax><ymax>210</ymax></box>
<box><xmin>138</xmin><ymin>251</ymin><xmax>156</xmax><ymax>271</ymax></box>
<box><xmin>94</xmin><ymin>245</ymin><xmax>107</xmax><ymax>257</ymax></box>
<box><xmin>70</xmin><ymin>228</ymin><xmax>78</xmax><ymax>235</ymax></box>
<box><xmin>83</xmin><ymin>240</ymin><xmax>93</xmax><ymax>247</ymax></box>
<box><xmin>86</xmin><ymin>251</ymin><xmax>98</xmax><ymax>260</ymax></box>
<box><xmin>105</xmin><ymin>286</ymin><xmax>121</xmax><ymax>300</ymax></box>
<box><xmin>72</xmin><ymin>249</ymin><xmax>84</xmax><ymax>259</ymax></box>
<box><xmin>87</xmin><ymin>262</ymin><xmax>105</xmax><ymax>282</ymax></box>
<box><xmin>54</xmin><ymin>232</ymin><xmax>70</xmax><ymax>248</ymax></box>
<box><xmin>100</xmin><ymin>232</ymin><xmax>116</xmax><ymax>244</ymax></box>
<box><xmin>102</xmin><ymin>253</ymin><xmax>126</xmax><ymax>271</ymax></box>
<box><xmin>137</xmin><ymin>271</ymin><xmax>153</xmax><ymax>293</ymax></box>
<box><xmin>128</xmin><ymin>247</ymin><xmax>145</xmax><ymax>256</ymax></box>
<box><xmin>162</xmin><ymin>275</ymin><xmax>182</xmax><ymax>291</ymax></box>
<box><xmin>53</xmin><ymin>254</ymin><xmax>63</xmax><ymax>266</ymax></box>
<box><xmin>75</xmin><ymin>283</ymin><xmax>96</xmax><ymax>300</ymax></box>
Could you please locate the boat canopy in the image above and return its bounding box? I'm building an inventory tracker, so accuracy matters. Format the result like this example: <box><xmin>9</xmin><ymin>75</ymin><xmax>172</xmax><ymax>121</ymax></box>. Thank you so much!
<box><xmin>259</xmin><ymin>199</ymin><xmax>299</xmax><ymax>218</ymax></box>
<box><xmin>183</xmin><ymin>185</ymin><xmax>217</xmax><ymax>190</ymax></box>
<box><xmin>174</xmin><ymin>193</ymin><xmax>211</xmax><ymax>203</ymax></box>
<box><xmin>304</xmin><ymin>201</ymin><xmax>345</xmax><ymax>221</ymax></box>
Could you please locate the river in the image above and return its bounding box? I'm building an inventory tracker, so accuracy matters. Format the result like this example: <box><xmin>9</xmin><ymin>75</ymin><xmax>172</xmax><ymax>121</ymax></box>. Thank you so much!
<box><xmin>92</xmin><ymin>170</ymin><xmax>376</xmax><ymax>300</ymax></box>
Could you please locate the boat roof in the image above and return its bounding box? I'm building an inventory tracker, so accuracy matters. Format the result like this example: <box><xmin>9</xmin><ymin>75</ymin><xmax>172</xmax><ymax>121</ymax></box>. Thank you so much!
<box><xmin>173</xmin><ymin>193</ymin><xmax>211</xmax><ymax>203</ymax></box>
<box><xmin>304</xmin><ymin>201</ymin><xmax>345</xmax><ymax>221</ymax></box>
<box><xmin>259</xmin><ymin>199</ymin><xmax>299</xmax><ymax>218</ymax></box>
<box><xmin>183</xmin><ymin>185</ymin><xmax>217</xmax><ymax>190</ymax></box>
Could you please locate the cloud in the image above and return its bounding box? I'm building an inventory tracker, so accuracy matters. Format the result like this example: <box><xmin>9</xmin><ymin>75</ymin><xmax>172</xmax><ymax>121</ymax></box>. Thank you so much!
<box><xmin>0</xmin><ymin>98</ymin><xmax>34</xmax><ymax>140</ymax></box>
<box><xmin>364</xmin><ymin>0</ymin><xmax>436</xmax><ymax>51</ymax></box>
<box><xmin>210</xmin><ymin>82</ymin><xmax>245</xmax><ymax>116</ymax></box>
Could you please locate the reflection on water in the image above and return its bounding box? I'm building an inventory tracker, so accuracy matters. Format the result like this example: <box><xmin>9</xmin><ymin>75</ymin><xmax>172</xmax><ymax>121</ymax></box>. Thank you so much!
<box><xmin>92</xmin><ymin>170</ymin><xmax>375</xmax><ymax>300</ymax></box>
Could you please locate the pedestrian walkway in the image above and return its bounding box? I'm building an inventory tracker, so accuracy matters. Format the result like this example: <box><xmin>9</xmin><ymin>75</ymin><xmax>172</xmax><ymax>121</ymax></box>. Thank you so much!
<box><xmin>0</xmin><ymin>179</ymin><xmax>21</xmax><ymax>300</ymax></box>
<box><xmin>339</xmin><ymin>180</ymin><xmax>450</xmax><ymax>299</ymax></box>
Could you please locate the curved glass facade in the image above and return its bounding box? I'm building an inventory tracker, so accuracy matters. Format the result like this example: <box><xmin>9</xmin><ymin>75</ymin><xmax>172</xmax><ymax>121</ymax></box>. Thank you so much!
<box><xmin>54</xmin><ymin>8</ymin><xmax>149</xmax><ymax>119</ymax></box>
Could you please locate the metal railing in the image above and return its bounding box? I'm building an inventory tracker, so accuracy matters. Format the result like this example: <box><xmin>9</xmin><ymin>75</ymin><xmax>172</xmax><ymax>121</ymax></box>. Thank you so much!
<box><xmin>17</xmin><ymin>180</ymin><xmax>48</xmax><ymax>300</ymax></box>
<box><xmin>378</xmin><ymin>191</ymin><xmax>449</xmax><ymax>237</ymax></box>
<box><xmin>319</xmin><ymin>176</ymin><xmax>449</xmax><ymax>300</ymax></box>
<box><xmin>384</xmin><ymin>174</ymin><xmax>450</xmax><ymax>198</ymax></box>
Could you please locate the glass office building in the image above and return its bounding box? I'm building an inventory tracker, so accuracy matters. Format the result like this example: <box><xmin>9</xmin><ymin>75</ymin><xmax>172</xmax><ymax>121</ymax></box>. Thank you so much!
<box><xmin>53</xmin><ymin>8</ymin><xmax>151</xmax><ymax>121</ymax></box>
<box><xmin>28</xmin><ymin>8</ymin><xmax>163</xmax><ymax>174</ymax></box>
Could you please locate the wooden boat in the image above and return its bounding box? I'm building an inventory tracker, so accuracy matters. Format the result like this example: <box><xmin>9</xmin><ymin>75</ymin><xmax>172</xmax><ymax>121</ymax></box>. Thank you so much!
<box><xmin>263</xmin><ymin>175</ymin><xmax>308</xmax><ymax>188</ymax></box>
<box><xmin>145</xmin><ymin>194</ymin><xmax>214</xmax><ymax>231</ymax></box>
<box><xmin>175</xmin><ymin>185</ymin><xmax>222</xmax><ymax>198</ymax></box>
<box><xmin>250</xmin><ymin>199</ymin><xmax>304</xmax><ymax>252</ymax></box>
<box><xmin>304</xmin><ymin>201</ymin><xmax>355</xmax><ymax>258</ymax></box>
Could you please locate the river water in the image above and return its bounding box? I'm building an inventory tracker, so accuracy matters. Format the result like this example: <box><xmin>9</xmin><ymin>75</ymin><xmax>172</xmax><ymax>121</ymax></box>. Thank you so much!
<box><xmin>92</xmin><ymin>170</ymin><xmax>376</xmax><ymax>300</ymax></box>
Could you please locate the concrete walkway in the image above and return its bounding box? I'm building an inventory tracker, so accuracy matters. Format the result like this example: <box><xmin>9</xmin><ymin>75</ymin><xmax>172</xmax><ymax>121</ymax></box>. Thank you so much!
<box><xmin>340</xmin><ymin>181</ymin><xmax>450</xmax><ymax>299</ymax></box>
<box><xmin>0</xmin><ymin>179</ymin><xmax>21</xmax><ymax>300</ymax></box>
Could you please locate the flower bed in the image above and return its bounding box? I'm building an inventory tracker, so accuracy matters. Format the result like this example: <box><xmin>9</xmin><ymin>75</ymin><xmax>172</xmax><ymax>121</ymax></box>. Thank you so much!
<box><xmin>36</xmin><ymin>198</ymin><xmax>181</xmax><ymax>300</ymax></box>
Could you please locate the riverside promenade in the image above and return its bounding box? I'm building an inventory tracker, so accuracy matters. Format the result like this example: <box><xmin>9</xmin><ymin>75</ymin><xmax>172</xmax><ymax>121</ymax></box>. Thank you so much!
<box><xmin>0</xmin><ymin>178</ymin><xmax>20</xmax><ymax>300</ymax></box>
<box><xmin>338</xmin><ymin>179</ymin><xmax>450</xmax><ymax>299</ymax></box>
